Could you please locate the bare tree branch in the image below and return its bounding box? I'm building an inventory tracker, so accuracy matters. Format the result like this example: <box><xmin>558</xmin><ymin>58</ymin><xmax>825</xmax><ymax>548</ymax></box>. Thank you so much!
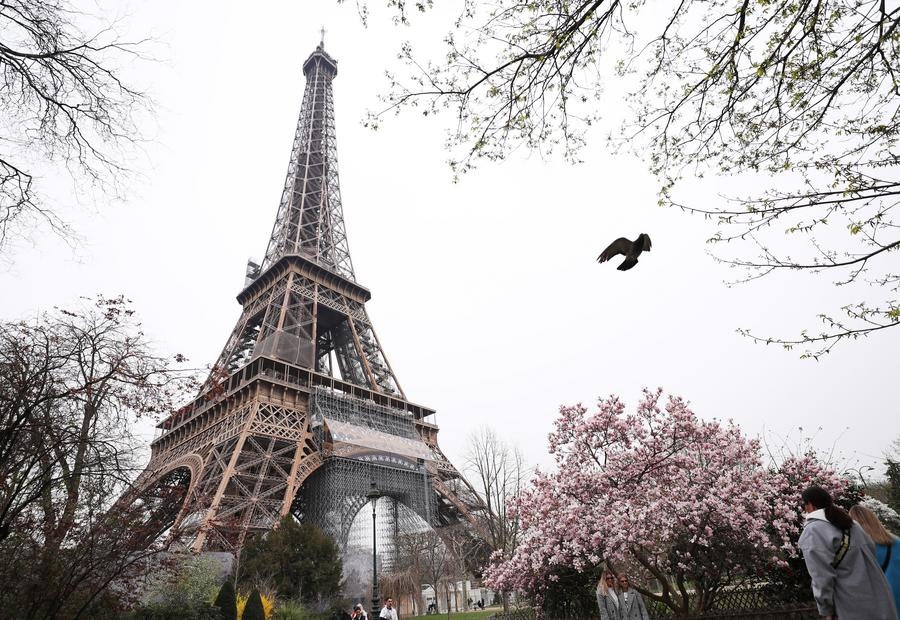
<box><xmin>0</xmin><ymin>0</ymin><xmax>152</xmax><ymax>253</ymax></box>
<box><xmin>371</xmin><ymin>0</ymin><xmax>900</xmax><ymax>357</ymax></box>
<box><xmin>0</xmin><ymin>296</ymin><xmax>199</xmax><ymax>617</ymax></box>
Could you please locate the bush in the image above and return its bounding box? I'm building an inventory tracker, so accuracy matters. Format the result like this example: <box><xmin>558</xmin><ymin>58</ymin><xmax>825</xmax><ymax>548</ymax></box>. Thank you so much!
<box><xmin>860</xmin><ymin>496</ymin><xmax>900</xmax><ymax>534</ymax></box>
<box><xmin>125</xmin><ymin>602</ymin><xmax>221</xmax><ymax>620</ymax></box>
<box><xmin>538</xmin><ymin>565</ymin><xmax>598</xmax><ymax>619</ymax></box>
<box><xmin>244</xmin><ymin>589</ymin><xmax>266</xmax><ymax>620</ymax></box>
<box><xmin>239</xmin><ymin>516</ymin><xmax>342</xmax><ymax>603</ymax></box>
<box><xmin>144</xmin><ymin>553</ymin><xmax>223</xmax><ymax>608</ymax></box>
<box><xmin>215</xmin><ymin>580</ymin><xmax>238</xmax><ymax>620</ymax></box>
<box><xmin>272</xmin><ymin>601</ymin><xmax>322</xmax><ymax>620</ymax></box>
<box><xmin>237</xmin><ymin>590</ymin><xmax>276</xmax><ymax>618</ymax></box>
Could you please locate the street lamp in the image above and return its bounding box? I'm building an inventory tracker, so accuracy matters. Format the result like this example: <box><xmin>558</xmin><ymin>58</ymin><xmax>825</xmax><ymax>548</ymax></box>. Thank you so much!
<box><xmin>367</xmin><ymin>481</ymin><xmax>383</xmax><ymax>619</ymax></box>
<box><xmin>843</xmin><ymin>465</ymin><xmax>875</xmax><ymax>489</ymax></box>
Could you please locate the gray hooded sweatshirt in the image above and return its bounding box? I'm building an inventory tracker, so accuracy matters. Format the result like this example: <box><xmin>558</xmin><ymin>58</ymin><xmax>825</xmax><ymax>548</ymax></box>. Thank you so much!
<box><xmin>799</xmin><ymin>510</ymin><xmax>898</xmax><ymax>619</ymax></box>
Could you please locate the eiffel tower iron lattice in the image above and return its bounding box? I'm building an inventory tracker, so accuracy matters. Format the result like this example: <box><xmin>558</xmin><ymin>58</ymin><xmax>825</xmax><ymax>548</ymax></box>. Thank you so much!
<box><xmin>131</xmin><ymin>43</ymin><xmax>487</xmax><ymax>563</ymax></box>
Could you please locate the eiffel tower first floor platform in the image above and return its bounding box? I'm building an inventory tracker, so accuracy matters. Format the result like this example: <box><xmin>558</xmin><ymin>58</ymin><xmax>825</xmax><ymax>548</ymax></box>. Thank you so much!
<box><xmin>127</xmin><ymin>355</ymin><xmax>487</xmax><ymax>561</ymax></box>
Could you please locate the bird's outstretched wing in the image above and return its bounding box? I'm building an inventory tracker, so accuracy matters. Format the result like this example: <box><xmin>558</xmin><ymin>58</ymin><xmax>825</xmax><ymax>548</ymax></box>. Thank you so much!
<box><xmin>597</xmin><ymin>237</ymin><xmax>631</xmax><ymax>262</ymax></box>
<box><xmin>640</xmin><ymin>233</ymin><xmax>652</xmax><ymax>252</ymax></box>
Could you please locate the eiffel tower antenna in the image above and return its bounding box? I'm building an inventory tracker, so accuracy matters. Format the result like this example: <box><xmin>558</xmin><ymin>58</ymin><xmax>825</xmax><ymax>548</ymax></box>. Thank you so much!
<box><xmin>128</xmin><ymin>42</ymin><xmax>487</xmax><ymax>565</ymax></box>
<box><xmin>320</xmin><ymin>25</ymin><xmax>326</xmax><ymax>47</ymax></box>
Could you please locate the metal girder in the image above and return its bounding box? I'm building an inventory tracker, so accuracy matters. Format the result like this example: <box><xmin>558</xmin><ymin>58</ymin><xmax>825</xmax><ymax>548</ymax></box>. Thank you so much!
<box><xmin>209</xmin><ymin>262</ymin><xmax>402</xmax><ymax>396</ymax></box>
<box><xmin>262</xmin><ymin>44</ymin><xmax>354</xmax><ymax>279</ymax></box>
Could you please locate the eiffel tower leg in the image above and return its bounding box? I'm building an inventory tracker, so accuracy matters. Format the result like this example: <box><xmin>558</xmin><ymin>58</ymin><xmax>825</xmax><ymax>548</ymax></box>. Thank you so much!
<box><xmin>344</xmin><ymin>316</ymin><xmax>377</xmax><ymax>388</ymax></box>
<box><xmin>182</xmin><ymin>395</ymin><xmax>320</xmax><ymax>551</ymax></box>
<box><xmin>111</xmin><ymin>459</ymin><xmax>198</xmax><ymax>548</ymax></box>
<box><xmin>280</xmin><ymin>442</ymin><xmax>307</xmax><ymax>517</ymax></box>
<box><xmin>191</xmin><ymin>419</ymin><xmax>254</xmax><ymax>551</ymax></box>
<box><xmin>279</xmin><ymin>432</ymin><xmax>321</xmax><ymax>517</ymax></box>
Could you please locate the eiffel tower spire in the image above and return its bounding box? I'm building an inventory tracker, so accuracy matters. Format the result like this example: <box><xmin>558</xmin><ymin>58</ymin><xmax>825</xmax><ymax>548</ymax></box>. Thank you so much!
<box><xmin>262</xmin><ymin>43</ymin><xmax>354</xmax><ymax>278</ymax></box>
<box><xmin>129</xmin><ymin>42</ymin><xmax>488</xmax><ymax>561</ymax></box>
<box><xmin>210</xmin><ymin>41</ymin><xmax>402</xmax><ymax>396</ymax></box>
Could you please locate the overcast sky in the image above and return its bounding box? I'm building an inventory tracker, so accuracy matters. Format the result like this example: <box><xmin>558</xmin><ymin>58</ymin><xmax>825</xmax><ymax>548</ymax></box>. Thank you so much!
<box><xmin>2</xmin><ymin>1</ymin><xmax>897</xmax><ymax>483</ymax></box>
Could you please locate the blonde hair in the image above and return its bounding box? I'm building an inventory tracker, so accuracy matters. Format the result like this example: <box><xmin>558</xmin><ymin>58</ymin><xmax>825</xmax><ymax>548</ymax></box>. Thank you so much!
<box><xmin>597</xmin><ymin>568</ymin><xmax>618</xmax><ymax>596</ymax></box>
<box><xmin>849</xmin><ymin>504</ymin><xmax>897</xmax><ymax>546</ymax></box>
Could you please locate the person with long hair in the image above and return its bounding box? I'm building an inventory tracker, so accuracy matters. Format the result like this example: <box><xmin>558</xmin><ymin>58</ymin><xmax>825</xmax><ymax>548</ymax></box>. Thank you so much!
<box><xmin>616</xmin><ymin>573</ymin><xmax>649</xmax><ymax>620</ymax></box>
<box><xmin>798</xmin><ymin>485</ymin><xmax>898</xmax><ymax>620</ymax></box>
<box><xmin>850</xmin><ymin>503</ymin><xmax>900</xmax><ymax>617</ymax></box>
<box><xmin>595</xmin><ymin>568</ymin><xmax>622</xmax><ymax>620</ymax></box>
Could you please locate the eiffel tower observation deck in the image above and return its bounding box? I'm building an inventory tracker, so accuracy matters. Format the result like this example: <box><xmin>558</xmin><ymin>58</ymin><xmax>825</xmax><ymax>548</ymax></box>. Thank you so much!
<box><xmin>130</xmin><ymin>41</ymin><xmax>486</xmax><ymax>564</ymax></box>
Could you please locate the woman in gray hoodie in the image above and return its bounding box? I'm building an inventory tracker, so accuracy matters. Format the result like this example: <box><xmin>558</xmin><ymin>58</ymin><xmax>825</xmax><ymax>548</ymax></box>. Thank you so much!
<box><xmin>799</xmin><ymin>485</ymin><xmax>898</xmax><ymax>620</ymax></box>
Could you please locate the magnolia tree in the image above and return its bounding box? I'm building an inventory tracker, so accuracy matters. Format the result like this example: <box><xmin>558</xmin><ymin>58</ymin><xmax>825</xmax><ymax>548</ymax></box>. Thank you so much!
<box><xmin>484</xmin><ymin>389</ymin><xmax>849</xmax><ymax>616</ymax></box>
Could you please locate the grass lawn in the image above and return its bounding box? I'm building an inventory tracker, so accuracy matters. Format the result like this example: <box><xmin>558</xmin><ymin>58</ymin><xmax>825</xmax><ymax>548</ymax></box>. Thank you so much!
<box><xmin>410</xmin><ymin>608</ymin><xmax>500</xmax><ymax>620</ymax></box>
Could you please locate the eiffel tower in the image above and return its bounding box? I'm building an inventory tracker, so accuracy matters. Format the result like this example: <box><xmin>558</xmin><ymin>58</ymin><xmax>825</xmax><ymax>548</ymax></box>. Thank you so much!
<box><xmin>133</xmin><ymin>41</ymin><xmax>485</xmax><ymax>561</ymax></box>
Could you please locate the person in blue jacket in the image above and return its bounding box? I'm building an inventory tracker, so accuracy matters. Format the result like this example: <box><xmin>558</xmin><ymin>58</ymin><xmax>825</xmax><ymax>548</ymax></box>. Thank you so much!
<box><xmin>851</xmin><ymin>503</ymin><xmax>900</xmax><ymax>618</ymax></box>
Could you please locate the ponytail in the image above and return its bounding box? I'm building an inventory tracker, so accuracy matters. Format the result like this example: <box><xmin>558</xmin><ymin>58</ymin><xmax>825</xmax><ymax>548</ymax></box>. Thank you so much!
<box><xmin>802</xmin><ymin>485</ymin><xmax>854</xmax><ymax>531</ymax></box>
<box><xmin>824</xmin><ymin>504</ymin><xmax>854</xmax><ymax>531</ymax></box>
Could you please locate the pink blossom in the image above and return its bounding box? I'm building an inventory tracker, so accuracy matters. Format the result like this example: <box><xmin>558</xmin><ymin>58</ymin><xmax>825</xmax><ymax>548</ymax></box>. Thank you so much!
<box><xmin>484</xmin><ymin>389</ymin><xmax>849</xmax><ymax>615</ymax></box>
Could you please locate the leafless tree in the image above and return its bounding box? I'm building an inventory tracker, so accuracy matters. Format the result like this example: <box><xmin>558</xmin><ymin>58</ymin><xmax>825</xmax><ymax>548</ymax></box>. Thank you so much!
<box><xmin>0</xmin><ymin>0</ymin><xmax>151</xmax><ymax>253</ymax></box>
<box><xmin>0</xmin><ymin>295</ymin><xmax>197</xmax><ymax>618</ymax></box>
<box><xmin>392</xmin><ymin>531</ymin><xmax>434</xmax><ymax>613</ymax></box>
<box><xmin>369</xmin><ymin>0</ymin><xmax>900</xmax><ymax>357</ymax></box>
<box><xmin>441</xmin><ymin>522</ymin><xmax>485</xmax><ymax>611</ymax></box>
<box><xmin>463</xmin><ymin>427</ymin><xmax>528</xmax><ymax>609</ymax></box>
<box><xmin>416</xmin><ymin>529</ymin><xmax>454</xmax><ymax>613</ymax></box>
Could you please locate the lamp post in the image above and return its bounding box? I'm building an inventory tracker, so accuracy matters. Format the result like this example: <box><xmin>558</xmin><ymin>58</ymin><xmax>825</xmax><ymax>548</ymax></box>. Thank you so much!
<box><xmin>367</xmin><ymin>481</ymin><xmax>382</xmax><ymax>619</ymax></box>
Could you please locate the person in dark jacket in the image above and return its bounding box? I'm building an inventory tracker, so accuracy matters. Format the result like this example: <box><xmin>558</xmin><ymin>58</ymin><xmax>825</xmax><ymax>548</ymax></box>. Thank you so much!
<box><xmin>799</xmin><ymin>485</ymin><xmax>898</xmax><ymax>620</ymax></box>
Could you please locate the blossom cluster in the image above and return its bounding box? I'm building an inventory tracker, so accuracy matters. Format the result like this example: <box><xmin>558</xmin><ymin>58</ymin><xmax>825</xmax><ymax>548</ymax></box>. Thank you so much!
<box><xmin>860</xmin><ymin>496</ymin><xmax>900</xmax><ymax>533</ymax></box>
<box><xmin>484</xmin><ymin>388</ymin><xmax>848</xmax><ymax>606</ymax></box>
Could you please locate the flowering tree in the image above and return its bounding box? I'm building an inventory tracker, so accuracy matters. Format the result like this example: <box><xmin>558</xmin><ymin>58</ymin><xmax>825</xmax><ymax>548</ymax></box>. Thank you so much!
<box><xmin>485</xmin><ymin>389</ymin><xmax>847</xmax><ymax>616</ymax></box>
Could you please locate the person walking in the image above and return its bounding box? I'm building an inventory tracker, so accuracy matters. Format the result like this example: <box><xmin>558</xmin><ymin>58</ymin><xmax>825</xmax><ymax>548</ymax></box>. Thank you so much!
<box><xmin>617</xmin><ymin>574</ymin><xmax>649</xmax><ymax>620</ymax></box>
<box><xmin>596</xmin><ymin>569</ymin><xmax>622</xmax><ymax>620</ymax></box>
<box><xmin>850</xmin><ymin>504</ymin><xmax>900</xmax><ymax>617</ymax></box>
<box><xmin>379</xmin><ymin>597</ymin><xmax>399</xmax><ymax>620</ymax></box>
<box><xmin>798</xmin><ymin>485</ymin><xmax>898</xmax><ymax>620</ymax></box>
<box><xmin>351</xmin><ymin>604</ymin><xmax>368</xmax><ymax>620</ymax></box>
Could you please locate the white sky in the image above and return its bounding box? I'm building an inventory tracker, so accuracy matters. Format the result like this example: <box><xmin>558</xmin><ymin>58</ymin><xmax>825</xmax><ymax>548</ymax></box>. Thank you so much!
<box><xmin>1</xmin><ymin>1</ymin><xmax>897</xmax><ymax>483</ymax></box>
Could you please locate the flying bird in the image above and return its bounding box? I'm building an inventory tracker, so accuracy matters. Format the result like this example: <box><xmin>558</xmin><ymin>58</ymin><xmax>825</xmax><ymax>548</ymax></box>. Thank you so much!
<box><xmin>596</xmin><ymin>233</ymin><xmax>652</xmax><ymax>271</ymax></box>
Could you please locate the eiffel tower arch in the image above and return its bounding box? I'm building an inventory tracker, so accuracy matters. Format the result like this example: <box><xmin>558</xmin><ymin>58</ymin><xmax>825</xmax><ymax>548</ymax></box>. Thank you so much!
<box><xmin>131</xmin><ymin>42</ymin><xmax>487</xmax><ymax>564</ymax></box>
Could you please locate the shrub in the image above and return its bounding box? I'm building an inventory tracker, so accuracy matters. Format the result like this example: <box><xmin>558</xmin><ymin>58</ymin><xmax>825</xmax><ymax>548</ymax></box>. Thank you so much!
<box><xmin>215</xmin><ymin>580</ymin><xmax>238</xmax><ymax>620</ymax></box>
<box><xmin>239</xmin><ymin>516</ymin><xmax>342</xmax><ymax>603</ymax></box>
<box><xmin>861</xmin><ymin>496</ymin><xmax>900</xmax><ymax>534</ymax></box>
<box><xmin>237</xmin><ymin>590</ymin><xmax>276</xmax><ymax>619</ymax></box>
<box><xmin>244</xmin><ymin>589</ymin><xmax>266</xmax><ymax>620</ymax></box>
<box><xmin>126</xmin><ymin>602</ymin><xmax>221</xmax><ymax>620</ymax></box>
<box><xmin>145</xmin><ymin>553</ymin><xmax>223</xmax><ymax>608</ymax></box>
<box><xmin>272</xmin><ymin>600</ymin><xmax>321</xmax><ymax>620</ymax></box>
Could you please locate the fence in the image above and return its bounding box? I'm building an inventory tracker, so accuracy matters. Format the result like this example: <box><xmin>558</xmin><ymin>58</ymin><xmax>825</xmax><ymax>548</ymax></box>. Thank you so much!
<box><xmin>644</xmin><ymin>585</ymin><xmax>817</xmax><ymax>619</ymax></box>
<box><xmin>491</xmin><ymin>585</ymin><xmax>818</xmax><ymax>620</ymax></box>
